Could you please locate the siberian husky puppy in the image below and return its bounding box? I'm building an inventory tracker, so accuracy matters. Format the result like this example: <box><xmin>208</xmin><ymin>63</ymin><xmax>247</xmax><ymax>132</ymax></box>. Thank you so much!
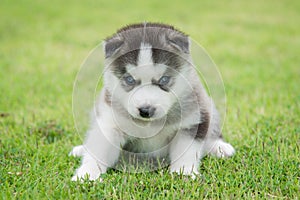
<box><xmin>70</xmin><ymin>23</ymin><xmax>235</xmax><ymax>181</ymax></box>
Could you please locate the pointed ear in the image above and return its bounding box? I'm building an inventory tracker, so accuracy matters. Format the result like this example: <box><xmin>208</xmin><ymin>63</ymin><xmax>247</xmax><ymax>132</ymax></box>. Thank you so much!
<box><xmin>167</xmin><ymin>35</ymin><xmax>190</xmax><ymax>54</ymax></box>
<box><xmin>103</xmin><ymin>38</ymin><xmax>124</xmax><ymax>58</ymax></box>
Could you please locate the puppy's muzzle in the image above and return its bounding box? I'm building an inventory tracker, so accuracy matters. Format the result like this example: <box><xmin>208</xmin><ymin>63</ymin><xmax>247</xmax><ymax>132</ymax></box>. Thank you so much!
<box><xmin>138</xmin><ymin>106</ymin><xmax>156</xmax><ymax>118</ymax></box>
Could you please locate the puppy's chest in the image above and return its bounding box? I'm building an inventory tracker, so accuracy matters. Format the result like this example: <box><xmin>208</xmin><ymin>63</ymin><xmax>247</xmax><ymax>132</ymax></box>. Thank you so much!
<box><xmin>122</xmin><ymin>129</ymin><xmax>175</xmax><ymax>154</ymax></box>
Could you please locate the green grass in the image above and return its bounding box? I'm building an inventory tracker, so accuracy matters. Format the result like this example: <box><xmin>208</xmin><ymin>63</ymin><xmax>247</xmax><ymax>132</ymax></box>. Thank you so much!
<box><xmin>1</xmin><ymin>0</ymin><xmax>300</xmax><ymax>199</ymax></box>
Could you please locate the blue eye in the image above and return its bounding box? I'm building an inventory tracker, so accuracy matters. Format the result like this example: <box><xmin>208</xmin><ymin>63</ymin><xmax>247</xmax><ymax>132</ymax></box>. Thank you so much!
<box><xmin>158</xmin><ymin>76</ymin><xmax>170</xmax><ymax>86</ymax></box>
<box><xmin>124</xmin><ymin>75</ymin><xmax>136</xmax><ymax>85</ymax></box>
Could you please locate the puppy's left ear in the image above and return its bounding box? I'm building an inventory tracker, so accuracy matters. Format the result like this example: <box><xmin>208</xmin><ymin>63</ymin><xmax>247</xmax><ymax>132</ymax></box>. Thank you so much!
<box><xmin>167</xmin><ymin>34</ymin><xmax>190</xmax><ymax>54</ymax></box>
<box><xmin>103</xmin><ymin>37</ymin><xmax>124</xmax><ymax>58</ymax></box>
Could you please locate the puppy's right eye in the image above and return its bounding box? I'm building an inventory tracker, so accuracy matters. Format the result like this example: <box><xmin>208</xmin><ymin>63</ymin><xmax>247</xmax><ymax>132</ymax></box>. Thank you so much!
<box><xmin>124</xmin><ymin>75</ymin><xmax>136</xmax><ymax>85</ymax></box>
<box><xmin>158</xmin><ymin>76</ymin><xmax>170</xmax><ymax>86</ymax></box>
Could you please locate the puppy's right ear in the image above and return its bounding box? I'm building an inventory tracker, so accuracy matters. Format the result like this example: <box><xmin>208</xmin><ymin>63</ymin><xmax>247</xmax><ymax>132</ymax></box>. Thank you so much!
<box><xmin>103</xmin><ymin>37</ymin><xmax>124</xmax><ymax>58</ymax></box>
<box><xmin>166</xmin><ymin>35</ymin><xmax>190</xmax><ymax>54</ymax></box>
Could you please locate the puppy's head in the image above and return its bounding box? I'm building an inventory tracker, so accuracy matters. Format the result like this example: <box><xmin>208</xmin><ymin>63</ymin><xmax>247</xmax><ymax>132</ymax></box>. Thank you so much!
<box><xmin>103</xmin><ymin>23</ymin><xmax>192</xmax><ymax>121</ymax></box>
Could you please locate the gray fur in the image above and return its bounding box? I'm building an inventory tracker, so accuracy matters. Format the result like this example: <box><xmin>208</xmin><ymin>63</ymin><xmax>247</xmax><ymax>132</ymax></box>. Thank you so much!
<box><xmin>104</xmin><ymin>23</ymin><xmax>190</xmax><ymax>78</ymax></box>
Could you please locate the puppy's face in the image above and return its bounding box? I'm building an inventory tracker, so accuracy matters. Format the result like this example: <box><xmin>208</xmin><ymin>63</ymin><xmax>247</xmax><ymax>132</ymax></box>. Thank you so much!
<box><xmin>118</xmin><ymin>56</ymin><xmax>176</xmax><ymax>121</ymax></box>
<box><xmin>103</xmin><ymin>26</ymin><xmax>191</xmax><ymax>121</ymax></box>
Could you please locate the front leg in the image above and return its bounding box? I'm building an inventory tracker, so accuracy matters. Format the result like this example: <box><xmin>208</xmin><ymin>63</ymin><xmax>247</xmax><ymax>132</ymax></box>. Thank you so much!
<box><xmin>169</xmin><ymin>132</ymin><xmax>205</xmax><ymax>177</ymax></box>
<box><xmin>72</xmin><ymin>124</ymin><xmax>125</xmax><ymax>181</ymax></box>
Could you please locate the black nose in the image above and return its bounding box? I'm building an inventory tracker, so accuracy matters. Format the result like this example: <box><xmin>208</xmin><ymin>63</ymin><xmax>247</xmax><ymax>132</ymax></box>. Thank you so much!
<box><xmin>138</xmin><ymin>106</ymin><xmax>155</xmax><ymax>118</ymax></box>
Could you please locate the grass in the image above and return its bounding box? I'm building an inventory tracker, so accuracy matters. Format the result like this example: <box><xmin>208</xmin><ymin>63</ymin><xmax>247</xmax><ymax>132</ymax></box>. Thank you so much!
<box><xmin>1</xmin><ymin>0</ymin><xmax>299</xmax><ymax>199</ymax></box>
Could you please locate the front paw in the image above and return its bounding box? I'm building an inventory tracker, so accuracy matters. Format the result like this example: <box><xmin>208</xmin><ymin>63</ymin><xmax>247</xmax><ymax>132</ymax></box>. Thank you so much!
<box><xmin>170</xmin><ymin>165</ymin><xmax>199</xmax><ymax>179</ymax></box>
<box><xmin>72</xmin><ymin>163</ymin><xmax>103</xmax><ymax>181</ymax></box>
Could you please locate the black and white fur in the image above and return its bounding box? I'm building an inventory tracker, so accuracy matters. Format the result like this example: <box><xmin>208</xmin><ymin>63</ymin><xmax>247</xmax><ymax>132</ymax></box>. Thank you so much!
<box><xmin>70</xmin><ymin>23</ymin><xmax>235</xmax><ymax>181</ymax></box>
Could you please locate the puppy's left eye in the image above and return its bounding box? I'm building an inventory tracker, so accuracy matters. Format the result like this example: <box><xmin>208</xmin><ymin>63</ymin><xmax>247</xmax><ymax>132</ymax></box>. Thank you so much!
<box><xmin>158</xmin><ymin>76</ymin><xmax>170</xmax><ymax>86</ymax></box>
<box><xmin>124</xmin><ymin>75</ymin><xmax>136</xmax><ymax>85</ymax></box>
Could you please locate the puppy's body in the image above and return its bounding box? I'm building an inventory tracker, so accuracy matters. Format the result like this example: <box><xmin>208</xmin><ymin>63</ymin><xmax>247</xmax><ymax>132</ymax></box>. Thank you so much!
<box><xmin>70</xmin><ymin>23</ymin><xmax>235</xmax><ymax>180</ymax></box>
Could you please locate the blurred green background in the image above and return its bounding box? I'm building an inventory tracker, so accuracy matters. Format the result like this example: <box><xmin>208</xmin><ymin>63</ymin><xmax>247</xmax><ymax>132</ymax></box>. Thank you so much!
<box><xmin>1</xmin><ymin>0</ymin><xmax>299</xmax><ymax>199</ymax></box>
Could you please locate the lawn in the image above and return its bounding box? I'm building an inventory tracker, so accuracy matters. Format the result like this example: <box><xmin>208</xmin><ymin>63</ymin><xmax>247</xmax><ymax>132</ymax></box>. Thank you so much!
<box><xmin>1</xmin><ymin>0</ymin><xmax>299</xmax><ymax>199</ymax></box>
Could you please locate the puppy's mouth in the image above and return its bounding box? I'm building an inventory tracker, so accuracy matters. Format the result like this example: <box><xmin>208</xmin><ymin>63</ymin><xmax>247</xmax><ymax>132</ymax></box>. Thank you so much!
<box><xmin>129</xmin><ymin>111</ymin><xmax>166</xmax><ymax>124</ymax></box>
<box><xmin>130</xmin><ymin>115</ymin><xmax>157</xmax><ymax>123</ymax></box>
<box><xmin>129</xmin><ymin>114</ymin><xmax>168</xmax><ymax>129</ymax></box>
